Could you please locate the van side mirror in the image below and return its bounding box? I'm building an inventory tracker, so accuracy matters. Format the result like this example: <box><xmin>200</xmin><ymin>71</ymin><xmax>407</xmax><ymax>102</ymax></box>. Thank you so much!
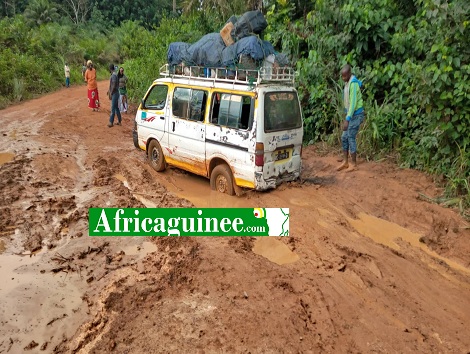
<box><xmin>141</xmin><ymin>99</ymin><xmax>145</xmax><ymax>109</ymax></box>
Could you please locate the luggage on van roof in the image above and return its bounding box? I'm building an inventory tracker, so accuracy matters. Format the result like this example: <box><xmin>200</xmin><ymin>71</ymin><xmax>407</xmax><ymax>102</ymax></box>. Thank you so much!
<box><xmin>187</xmin><ymin>33</ymin><xmax>226</xmax><ymax>67</ymax></box>
<box><xmin>166</xmin><ymin>10</ymin><xmax>287</xmax><ymax>70</ymax></box>
<box><xmin>221</xmin><ymin>36</ymin><xmax>275</xmax><ymax>67</ymax></box>
<box><xmin>231</xmin><ymin>10</ymin><xmax>268</xmax><ymax>41</ymax></box>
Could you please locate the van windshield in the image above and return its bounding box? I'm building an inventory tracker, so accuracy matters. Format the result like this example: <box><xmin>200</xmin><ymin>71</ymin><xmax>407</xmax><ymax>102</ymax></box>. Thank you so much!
<box><xmin>264</xmin><ymin>92</ymin><xmax>302</xmax><ymax>132</ymax></box>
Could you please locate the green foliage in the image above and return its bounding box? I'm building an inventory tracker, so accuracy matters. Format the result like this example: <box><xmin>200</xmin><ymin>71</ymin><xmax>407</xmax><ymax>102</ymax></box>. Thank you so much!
<box><xmin>123</xmin><ymin>14</ymin><xmax>210</xmax><ymax>101</ymax></box>
<box><xmin>23</xmin><ymin>0</ymin><xmax>59</xmax><ymax>26</ymax></box>
<box><xmin>0</xmin><ymin>14</ymin><xmax>119</xmax><ymax>105</ymax></box>
<box><xmin>13</xmin><ymin>78</ymin><xmax>25</xmax><ymax>101</ymax></box>
<box><xmin>181</xmin><ymin>0</ymin><xmax>259</xmax><ymax>19</ymax></box>
<box><xmin>89</xmin><ymin>0</ymin><xmax>175</xmax><ymax>28</ymax></box>
<box><xmin>0</xmin><ymin>0</ymin><xmax>29</xmax><ymax>17</ymax></box>
<box><xmin>276</xmin><ymin>0</ymin><xmax>470</xmax><ymax>208</ymax></box>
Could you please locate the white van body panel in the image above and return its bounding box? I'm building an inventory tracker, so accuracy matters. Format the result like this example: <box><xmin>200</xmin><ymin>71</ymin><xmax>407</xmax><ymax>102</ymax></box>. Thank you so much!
<box><xmin>255</xmin><ymin>87</ymin><xmax>303</xmax><ymax>189</ymax></box>
<box><xmin>205</xmin><ymin>123</ymin><xmax>255</xmax><ymax>187</ymax></box>
<box><xmin>167</xmin><ymin>117</ymin><xmax>206</xmax><ymax>175</ymax></box>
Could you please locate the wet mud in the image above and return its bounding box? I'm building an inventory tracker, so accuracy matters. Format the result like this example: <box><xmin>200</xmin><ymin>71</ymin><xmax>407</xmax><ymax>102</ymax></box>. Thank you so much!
<box><xmin>0</xmin><ymin>82</ymin><xmax>469</xmax><ymax>353</ymax></box>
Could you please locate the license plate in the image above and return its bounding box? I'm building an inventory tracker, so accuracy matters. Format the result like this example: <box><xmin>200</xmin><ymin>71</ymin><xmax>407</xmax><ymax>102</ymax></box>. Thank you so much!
<box><xmin>275</xmin><ymin>150</ymin><xmax>290</xmax><ymax>161</ymax></box>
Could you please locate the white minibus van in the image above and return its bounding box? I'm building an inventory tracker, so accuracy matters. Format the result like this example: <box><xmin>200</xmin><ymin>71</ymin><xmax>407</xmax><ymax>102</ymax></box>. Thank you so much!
<box><xmin>133</xmin><ymin>65</ymin><xmax>303</xmax><ymax>195</ymax></box>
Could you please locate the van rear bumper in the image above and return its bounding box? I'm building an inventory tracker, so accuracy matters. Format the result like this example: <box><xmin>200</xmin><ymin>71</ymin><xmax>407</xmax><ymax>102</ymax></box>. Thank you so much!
<box><xmin>254</xmin><ymin>155</ymin><xmax>302</xmax><ymax>190</ymax></box>
<box><xmin>254</xmin><ymin>168</ymin><xmax>301</xmax><ymax>191</ymax></box>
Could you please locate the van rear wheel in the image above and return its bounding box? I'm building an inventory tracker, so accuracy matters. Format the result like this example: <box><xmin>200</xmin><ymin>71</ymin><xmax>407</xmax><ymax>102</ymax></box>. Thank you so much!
<box><xmin>210</xmin><ymin>164</ymin><xmax>235</xmax><ymax>196</ymax></box>
<box><xmin>148</xmin><ymin>140</ymin><xmax>166</xmax><ymax>172</ymax></box>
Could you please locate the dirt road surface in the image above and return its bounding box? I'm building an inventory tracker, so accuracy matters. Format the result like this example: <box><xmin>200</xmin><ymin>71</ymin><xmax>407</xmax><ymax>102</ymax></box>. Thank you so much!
<box><xmin>1</xmin><ymin>82</ymin><xmax>469</xmax><ymax>353</ymax></box>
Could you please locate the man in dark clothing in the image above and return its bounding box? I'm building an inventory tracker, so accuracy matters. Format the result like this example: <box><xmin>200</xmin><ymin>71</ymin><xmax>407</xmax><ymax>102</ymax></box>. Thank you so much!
<box><xmin>107</xmin><ymin>63</ymin><xmax>122</xmax><ymax>127</ymax></box>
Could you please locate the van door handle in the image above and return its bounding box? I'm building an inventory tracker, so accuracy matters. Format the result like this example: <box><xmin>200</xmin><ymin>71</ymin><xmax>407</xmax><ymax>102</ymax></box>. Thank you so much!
<box><xmin>159</xmin><ymin>116</ymin><xmax>164</xmax><ymax>120</ymax></box>
<box><xmin>172</xmin><ymin>122</ymin><xmax>175</xmax><ymax>132</ymax></box>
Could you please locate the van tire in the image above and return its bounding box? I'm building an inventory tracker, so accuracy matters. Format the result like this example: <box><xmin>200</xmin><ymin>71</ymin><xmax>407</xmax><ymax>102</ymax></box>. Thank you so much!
<box><xmin>148</xmin><ymin>140</ymin><xmax>166</xmax><ymax>172</ymax></box>
<box><xmin>132</xmin><ymin>129</ymin><xmax>139</xmax><ymax>149</ymax></box>
<box><xmin>210</xmin><ymin>164</ymin><xmax>235</xmax><ymax>196</ymax></box>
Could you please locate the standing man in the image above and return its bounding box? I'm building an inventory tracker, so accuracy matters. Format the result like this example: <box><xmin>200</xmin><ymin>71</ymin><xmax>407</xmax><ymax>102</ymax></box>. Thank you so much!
<box><xmin>337</xmin><ymin>64</ymin><xmax>365</xmax><ymax>172</ymax></box>
<box><xmin>81</xmin><ymin>60</ymin><xmax>87</xmax><ymax>79</ymax></box>
<box><xmin>64</xmin><ymin>63</ymin><xmax>70</xmax><ymax>88</ymax></box>
<box><xmin>107</xmin><ymin>63</ymin><xmax>122</xmax><ymax>127</ymax></box>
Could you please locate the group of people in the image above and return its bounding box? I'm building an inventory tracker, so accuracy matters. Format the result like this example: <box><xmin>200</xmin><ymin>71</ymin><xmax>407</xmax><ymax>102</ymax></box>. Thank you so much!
<box><xmin>67</xmin><ymin>60</ymin><xmax>364</xmax><ymax>167</ymax></box>
<box><xmin>64</xmin><ymin>60</ymin><xmax>129</xmax><ymax>125</ymax></box>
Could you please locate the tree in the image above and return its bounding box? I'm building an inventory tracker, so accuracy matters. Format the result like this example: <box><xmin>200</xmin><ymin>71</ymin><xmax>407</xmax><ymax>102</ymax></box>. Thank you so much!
<box><xmin>62</xmin><ymin>0</ymin><xmax>90</xmax><ymax>24</ymax></box>
<box><xmin>88</xmin><ymin>0</ymin><xmax>174</xmax><ymax>28</ymax></box>
<box><xmin>181</xmin><ymin>0</ymin><xmax>262</xmax><ymax>18</ymax></box>
<box><xmin>1</xmin><ymin>0</ymin><xmax>28</xmax><ymax>17</ymax></box>
<box><xmin>23</xmin><ymin>0</ymin><xmax>59</xmax><ymax>26</ymax></box>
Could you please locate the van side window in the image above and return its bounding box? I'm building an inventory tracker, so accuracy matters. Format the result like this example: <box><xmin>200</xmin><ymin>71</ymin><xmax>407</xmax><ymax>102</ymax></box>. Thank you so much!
<box><xmin>211</xmin><ymin>93</ymin><xmax>251</xmax><ymax>130</ymax></box>
<box><xmin>189</xmin><ymin>89</ymin><xmax>207</xmax><ymax>122</ymax></box>
<box><xmin>173</xmin><ymin>88</ymin><xmax>207</xmax><ymax>122</ymax></box>
<box><xmin>143</xmin><ymin>85</ymin><xmax>168</xmax><ymax>110</ymax></box>
<box><xmin>172</xmin><ymin>87</ymin><xmax>190</xmax><ymax>118</ymax></box>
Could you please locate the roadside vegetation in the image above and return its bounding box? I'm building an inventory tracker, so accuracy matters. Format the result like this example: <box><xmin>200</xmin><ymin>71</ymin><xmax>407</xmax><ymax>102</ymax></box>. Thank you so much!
<box><xmin>1</xmin><ymin>0</ymin><xmax>468</xmax><ymax>212</ymax></box>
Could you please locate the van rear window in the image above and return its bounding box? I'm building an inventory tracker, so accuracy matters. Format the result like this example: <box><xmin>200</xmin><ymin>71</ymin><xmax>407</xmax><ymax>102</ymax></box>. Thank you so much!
<box><xmin>264</xmin><ymin>92</ymin><xmax>302</xmax><ymax>132</ymax></box>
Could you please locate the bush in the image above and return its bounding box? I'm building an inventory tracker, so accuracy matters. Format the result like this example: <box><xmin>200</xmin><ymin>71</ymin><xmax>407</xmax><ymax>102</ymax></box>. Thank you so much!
<box><xmin>268</xmin><ymin>0</ymin><xmax>470</xmax><ymax>208</ymax></box>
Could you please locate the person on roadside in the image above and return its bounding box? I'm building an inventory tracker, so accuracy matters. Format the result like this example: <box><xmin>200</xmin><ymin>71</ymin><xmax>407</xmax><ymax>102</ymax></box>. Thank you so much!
<box><xmin>107</xmin><ymin>63</ymin><xmax>122</xmax><ymax>127</ymax></box>
<box><xmin>64</xmin><ymin>63</ymin><xmax>70</xmax><ymax>88</ymax></box>
<box><xmin>84</xmin><ymin>60</ymin><xmax>100</xmax><ymax>112</ymax></box>
<box><xmin>117</xmin><ymin>67</ymin><xmax>128</xmax><ymax>113</ymax></box>
<box><xmin>337</xmin><ymin>64</ymin><xmax>365</xmax><ymax>172</ymax></box>
<box><xmin>81</xmin><ymin>60</ymin><xmax>87</xmax><ymax>79</ymax></box>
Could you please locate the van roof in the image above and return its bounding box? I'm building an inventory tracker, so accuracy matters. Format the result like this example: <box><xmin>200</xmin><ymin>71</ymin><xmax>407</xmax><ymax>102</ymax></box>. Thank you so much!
<box><xmin>157</xmin><ymin>64</ymin><xmax>296</xmax><ymax>90</ymax></box>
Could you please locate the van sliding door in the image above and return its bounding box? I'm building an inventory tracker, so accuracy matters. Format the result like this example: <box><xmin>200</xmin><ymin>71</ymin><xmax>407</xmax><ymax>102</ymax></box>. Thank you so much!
<box><xmin>167</xmin><ymin>87</ymin><xmax>208</xmax><ymax>176</ymax></box>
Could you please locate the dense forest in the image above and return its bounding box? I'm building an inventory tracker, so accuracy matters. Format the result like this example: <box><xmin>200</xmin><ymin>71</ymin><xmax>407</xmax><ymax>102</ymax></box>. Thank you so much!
<box><xmin>1</xmin><ymin>0</ymin><xmax>469</xmax><ymax>211</ymax></box>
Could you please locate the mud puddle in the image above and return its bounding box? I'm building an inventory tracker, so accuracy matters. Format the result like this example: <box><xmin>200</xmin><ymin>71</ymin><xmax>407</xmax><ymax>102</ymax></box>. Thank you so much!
<box><xmin>0</xmin><ymin>251</ymin><xmax>85</xmax><ymax>353</ymax></box>
<box><xmin>116</xmin><ymin>171</ymin><xmax>255</xmax><ymax>208</ymax></box>
<box><xmin>0</xmin><ymin>233</ymin><xmax>161</xmax><ymax>353</ymax></box>
<box><xmin>0</xmin><ymin>152</ymin><xmax>15</xmax><ymax>165</ymax></box>
<box><xmin>252</xmin><ymin>237</ymin><xmax>299</xmax><ymax>265</ymax></box>
<box><xmin>157</xmin><ymin>170</ymin><xmax>255</xmax><ymax>208</ymax></box>
<box><xmin>349</xmin><ymin>212</ymin><xmax>470</xmax><ymax>275</ymax></box>
<box><xmin>122</xmin><ymin>241</ymin><xmax>158</xmax><ymax>259</ymax></box>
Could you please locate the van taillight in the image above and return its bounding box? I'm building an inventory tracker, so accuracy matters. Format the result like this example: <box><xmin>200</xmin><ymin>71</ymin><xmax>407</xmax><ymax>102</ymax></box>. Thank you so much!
<box><xmin>255</xmin><ymin>142</ymin><xmax>264</xmax><ymax>166</ymax></box>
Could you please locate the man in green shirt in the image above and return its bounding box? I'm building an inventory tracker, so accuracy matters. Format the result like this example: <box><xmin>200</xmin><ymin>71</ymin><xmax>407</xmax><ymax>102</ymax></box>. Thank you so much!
<box><xmin>337</xmin><ymin>64</ymin><xmax>365</xmax><ymax>172</ymax></box>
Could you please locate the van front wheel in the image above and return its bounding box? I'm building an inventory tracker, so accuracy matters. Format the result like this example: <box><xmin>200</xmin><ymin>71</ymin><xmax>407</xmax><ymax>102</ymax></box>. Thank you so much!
<box><xmin>148</xmin><ymin>140</ymin><xmax>166</xmax><ymax>172</ymax></box>
<box><xmin>210</xmin><ymin>165</ymin><xmax>235</xmax><ymax>196</ymax></box>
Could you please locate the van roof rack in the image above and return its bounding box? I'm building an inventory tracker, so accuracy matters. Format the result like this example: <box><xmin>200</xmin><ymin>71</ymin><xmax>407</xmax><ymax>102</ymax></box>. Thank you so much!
<box><xmin>159</xmin><ymin>64</ymin><xmax>296</xmax><ymax>86</ymax></box>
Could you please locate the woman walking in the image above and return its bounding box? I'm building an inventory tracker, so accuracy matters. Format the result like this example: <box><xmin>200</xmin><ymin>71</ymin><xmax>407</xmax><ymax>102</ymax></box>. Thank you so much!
<box><xmin>118</xmin><ymin>67</ymin><xmax>128</xmax><ymax>113</ymax></box>
<box><xmin>84</xmin><ymin>60</ymin><xmax>100</xmax><ymax>111</ymax></box>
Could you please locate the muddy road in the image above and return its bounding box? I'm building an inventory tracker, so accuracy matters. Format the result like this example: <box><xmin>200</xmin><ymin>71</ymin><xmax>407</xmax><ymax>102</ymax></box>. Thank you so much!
<box><xmin>1</xmin><ymin>82</ymin><xmax>469</xmax><ymax>353</ymax></box>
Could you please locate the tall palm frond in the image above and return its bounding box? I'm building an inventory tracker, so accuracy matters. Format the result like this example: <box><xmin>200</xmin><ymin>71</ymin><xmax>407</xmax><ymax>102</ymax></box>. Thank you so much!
<box><xmin>24</xmin><ymin>0</ymin><xmax>59</xmax><ymax>26</ymax></box>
